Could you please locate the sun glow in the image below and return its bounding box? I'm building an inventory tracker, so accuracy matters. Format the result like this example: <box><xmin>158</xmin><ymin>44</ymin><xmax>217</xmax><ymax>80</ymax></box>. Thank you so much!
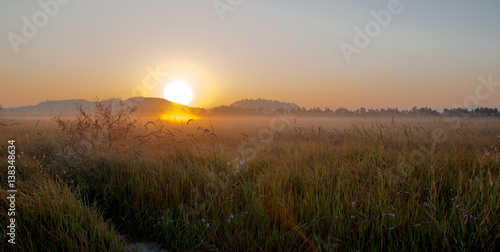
<box><xmin>158</xmin><ymin>105</ymin><xmax>200</xmax><ymax>122</ymax></box>
<box><xmin>163</xmin><ymin>81</ymin><xmax>193</xmax><ymax>105</ymax></box>
<box><xmin>159</xmin><ymin>113</ymin><xmax>198</xmax><ymax>121</ymax></box>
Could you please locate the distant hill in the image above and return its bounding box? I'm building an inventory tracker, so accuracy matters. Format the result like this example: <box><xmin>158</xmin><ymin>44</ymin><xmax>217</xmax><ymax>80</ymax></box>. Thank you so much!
<box><xmin>3</xmin><ymin>97</ymin><xmax>203</xmax><ymax>115</ymax></box>
<box><xmin>4</xmin><ymin>99</ymin><xmax>94</xmax><ymax>114</ymax></box>
<box><xmin>3</xmin><ymin>98</ymin><xmax>498</xmax><ymax>116</ymax></box>
<box><xmin>229</xmin><ymin>98</ymin><xmax>300</xmax><ymax>113</ymax></box>
<box><xmin>130</xmin><ymin>97</ymin><xmax>203</xmax><ymax>115</ymax></box>
<box><xmin>3</xmin><ymin>97</ymin><xmax>300</xmax><ymax>116</ymax></box>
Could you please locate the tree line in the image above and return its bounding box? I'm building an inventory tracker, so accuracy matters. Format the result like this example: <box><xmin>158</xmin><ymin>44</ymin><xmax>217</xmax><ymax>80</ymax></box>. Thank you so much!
<box><xmin>211</xmin><ymin>105</ymin><xmax>500</xmax><ymax>117</ymax></box>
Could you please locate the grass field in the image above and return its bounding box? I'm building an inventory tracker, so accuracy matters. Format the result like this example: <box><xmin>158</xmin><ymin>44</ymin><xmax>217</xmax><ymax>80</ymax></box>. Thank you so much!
<box><xmin>1</xmin><ymin>109</ymin><xmax>499</xmax><ymax>251</ymax></box>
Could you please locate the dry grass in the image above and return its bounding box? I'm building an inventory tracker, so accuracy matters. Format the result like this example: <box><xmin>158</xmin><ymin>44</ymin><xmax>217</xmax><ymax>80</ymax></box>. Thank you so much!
<box><xmin>0</xmin><ymin>105</ymin><xmax>499</xmax><ymax>251</ymax></box>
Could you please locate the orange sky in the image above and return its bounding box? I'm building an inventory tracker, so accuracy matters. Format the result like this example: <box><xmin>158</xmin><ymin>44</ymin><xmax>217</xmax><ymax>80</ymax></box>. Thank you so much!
<box><xmin>1</xmin><ymin>1</ymin><xmax>499</xmax><ymax>110</ymax></box>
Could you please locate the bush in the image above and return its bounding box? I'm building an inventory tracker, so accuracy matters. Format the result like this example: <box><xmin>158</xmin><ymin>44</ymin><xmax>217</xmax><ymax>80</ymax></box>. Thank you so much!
<box><xmin>51</xmin><ymin>99</ymin><xmax>137</xmax><ymax>175</ymax></box>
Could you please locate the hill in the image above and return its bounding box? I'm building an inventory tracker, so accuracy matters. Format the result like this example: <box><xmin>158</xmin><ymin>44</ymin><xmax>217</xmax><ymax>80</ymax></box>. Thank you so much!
<box><xmin>4</xmin><ymin>99</ymin><xmax>94</xmax><ymax>114</ymax></box>
<box><xmin>2</xmin><ymin>97</ymin><xmax>202</xmax><ymax>115</ymax></box>
<box><xmin>229</xmin><ymin>98</ymin><xmax>300</xmax><ymax>113</ymax></box>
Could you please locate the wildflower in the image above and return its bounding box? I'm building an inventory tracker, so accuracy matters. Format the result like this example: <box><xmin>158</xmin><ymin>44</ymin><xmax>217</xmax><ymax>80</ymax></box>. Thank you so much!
<box><xmin>230</xmin><ymin>214</ymin><xmax>235</xmax><ymax>219</ymax></box>
<box><xmin>388</xmin><ymin>213</ymin><xmax>395</xmax><ymax>217</ymax></box>
<box><xmin>202</xmin><ymin>218</ymin><xmax>205</xmax><ymax>222</ymax></box>
<box><xmin>382</xmin><ymin>213</ymin><xmax>386</xmax><ymax>216</ymax></box>
<box><xmin>350</xmin><ymin>216</ymin><xmax>355</xmax><ymax>219</ymax></box>
<box><xmin>227</xmin><ymin>219</ymin><xmax>231</xmax><ymax>223</ymax></box>
<box><xmin>388</xmin><ymin>226</ymin><xmax>395</xmax><ymax>230</ymax></box>
<box><xmin>161</xmin><ymin>216</ymin><xmax>164</xmax><ymax>220</ymax></box>
<box><xmin>206</xmin><ymin>223</ymin><xmax>210</xmax><ymax>228</ymax></box>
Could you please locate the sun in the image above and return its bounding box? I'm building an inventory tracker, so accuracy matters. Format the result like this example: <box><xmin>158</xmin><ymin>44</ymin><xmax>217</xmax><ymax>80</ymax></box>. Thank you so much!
<box><xmin>163</xmin><ymin>81</ymin><xmax>194</xmax><ymax>105</ymax></box>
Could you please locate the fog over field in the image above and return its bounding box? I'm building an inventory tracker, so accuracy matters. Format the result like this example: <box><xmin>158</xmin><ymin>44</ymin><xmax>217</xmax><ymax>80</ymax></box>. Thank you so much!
<box><xmin>1</xmin><ymin>0</ymin><xmax>500</xmax><ymax>251</ymax></box>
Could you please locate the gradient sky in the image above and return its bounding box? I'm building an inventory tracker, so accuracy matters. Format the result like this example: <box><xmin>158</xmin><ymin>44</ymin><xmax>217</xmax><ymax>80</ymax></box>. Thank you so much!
<box><xmin>1</xmin><ymin>0</ymin><xmax>499</xmax><ymax>109</ymax></box>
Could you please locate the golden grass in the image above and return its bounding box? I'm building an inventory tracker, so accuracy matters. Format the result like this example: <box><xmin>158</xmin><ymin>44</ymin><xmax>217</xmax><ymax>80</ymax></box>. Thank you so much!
<box><xmin>1</xmin><ymin>110</ymin><xmax>499</xmax><ymax>251</ymax></box>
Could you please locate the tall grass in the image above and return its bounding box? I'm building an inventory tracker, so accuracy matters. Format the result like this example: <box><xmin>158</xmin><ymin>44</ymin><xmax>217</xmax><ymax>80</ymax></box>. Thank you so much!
<box><xmin>1</xmin><ymin>110</ymin><xmax>499</xmax><ymax>251</ymax></box>
<box><xmin>0</xmin><ymin>155</ymin><xmax>127</xmax><ymax>251</ymax></box>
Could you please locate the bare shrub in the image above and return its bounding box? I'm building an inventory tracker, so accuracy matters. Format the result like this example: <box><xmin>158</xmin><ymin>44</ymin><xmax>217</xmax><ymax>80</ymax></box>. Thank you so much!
<box><xmin>52</xmin><ymin>99</ymin><xmax>137</xmax><ymax>172</ymax></box>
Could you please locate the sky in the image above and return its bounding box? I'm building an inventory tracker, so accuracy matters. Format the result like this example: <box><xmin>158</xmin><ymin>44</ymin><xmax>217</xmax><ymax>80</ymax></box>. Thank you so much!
<box><xmin>1</xmin><ymin>0</ymin><xmax>500</xmax><ymax>110</ymax></box>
